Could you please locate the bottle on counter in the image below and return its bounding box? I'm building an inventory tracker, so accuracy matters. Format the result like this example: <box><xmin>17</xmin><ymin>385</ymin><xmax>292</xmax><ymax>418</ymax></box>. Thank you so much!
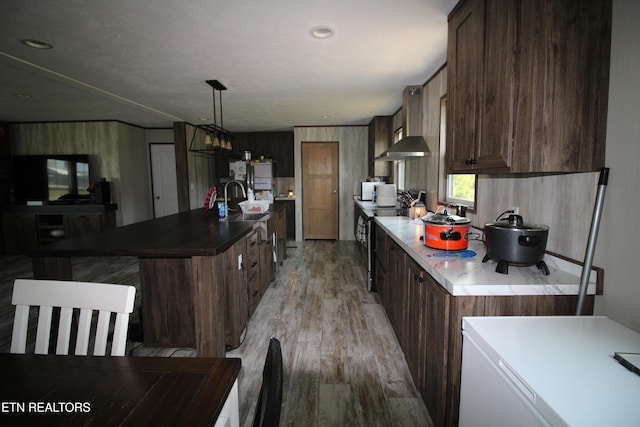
<box><xmin>247</xmin><ymin>188</ymin><xmax>255</xmax><ymax>202</ymax></box>
<box><xmin>218</xmin><ymin>202</ymin><xmax>226</xmax><ymax>218</ymax></box>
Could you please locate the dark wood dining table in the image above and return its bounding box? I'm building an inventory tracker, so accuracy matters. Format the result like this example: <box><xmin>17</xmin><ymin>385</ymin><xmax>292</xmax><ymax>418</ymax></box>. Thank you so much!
<box><xmin>0</xmin><ymin>353</ymin><xmax>242</xmax><ymax>426</ymax></box>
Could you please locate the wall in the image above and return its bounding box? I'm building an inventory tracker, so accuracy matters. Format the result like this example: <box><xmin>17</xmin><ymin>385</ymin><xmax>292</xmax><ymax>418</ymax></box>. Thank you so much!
<box><xmin>294</xmin><ymin>126</ymin><xmax>368</xmax><ymax>241</ymax></box>
<box><xmin>9</xmin><ymin>121</ymin><xmax>153</xmax><ymax>226</ymax></box>
<box><xmin>405</xmin><ymin>70</ymin><xmax>447</xmax><ymax>193</ymax></box>
<box><xmin>116</xmin><ymin>123</ymin><xmax>153</xmax><ymax>225</ymax></box>
<box><xmin>174</xmin><ymin>122</ymin><xmax>222</xmax><ymax>210</ymax></box>
<box><xmin>409</xmin><ymin>0</ymin><xmax>639</xmax><ymax>332</ymax></box>
<box><xmin>475</xmin><ymin>0</ymin><xmax>640</xmax><ymax>331</ymax></box>
<box><xmin>593</xmin><ymin>0</ymin><xmax>640</xmax><ymax>331</ymax></box>
<box><xmin>145</xmin><ymin>128</ymin><xmax>174</xmax><ymax>144</ymax></box>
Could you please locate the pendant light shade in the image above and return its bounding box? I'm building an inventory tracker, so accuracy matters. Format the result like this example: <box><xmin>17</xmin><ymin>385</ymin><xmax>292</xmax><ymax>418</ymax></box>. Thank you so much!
<box><xmin>189</xmin><ymin>80</ymin><xmax>236</xmax><ymax>156</ymax></box>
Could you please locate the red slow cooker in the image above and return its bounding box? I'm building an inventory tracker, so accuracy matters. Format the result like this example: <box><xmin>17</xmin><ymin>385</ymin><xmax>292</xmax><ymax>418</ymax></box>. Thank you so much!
<box><xmin>422</xmin><ymin>214</ymin><xmax>471</xmax><ymax>251</ymax></box>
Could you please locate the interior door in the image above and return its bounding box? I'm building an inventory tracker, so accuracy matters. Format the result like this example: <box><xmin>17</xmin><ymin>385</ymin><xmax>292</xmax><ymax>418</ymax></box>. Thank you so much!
<box><xmin>302</xmin><ymin>142</ymin><xmax>338</xmax><ymax>240</ymax></box>
<box><xmin>150</xmin><ymin>143</ymin><xmax>179</xmax><ymax>218</ymax></box>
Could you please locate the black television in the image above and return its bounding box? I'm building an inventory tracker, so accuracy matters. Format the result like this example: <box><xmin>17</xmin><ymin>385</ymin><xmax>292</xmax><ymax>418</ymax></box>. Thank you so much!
<box><xmin>12</xmin><ymin>154</ymin><xmax>92</xmax><ymax>204</ymax></box>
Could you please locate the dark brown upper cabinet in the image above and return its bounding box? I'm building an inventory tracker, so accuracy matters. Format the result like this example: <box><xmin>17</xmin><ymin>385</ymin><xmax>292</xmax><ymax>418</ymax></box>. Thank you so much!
<box><xmin>368</xmin><ymin>116</ymin><xmax>392</xmax><ymax>177</ymax></box>
<box><xmin>446</xmin><ymin>0</ymin><xmax>611</xmax><ymax>174</ymax></box>
<box><xmin>215</xmin><ymin>131</ymin><xmax>294</xmax><ymax>178</ymax></box>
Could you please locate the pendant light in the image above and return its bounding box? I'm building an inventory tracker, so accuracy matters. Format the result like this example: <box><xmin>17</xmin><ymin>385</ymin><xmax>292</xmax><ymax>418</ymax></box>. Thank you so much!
<box><xmin>189</xmin><ymin>80</ymin><xmax>235</xmax><ymax>156</ymax></box>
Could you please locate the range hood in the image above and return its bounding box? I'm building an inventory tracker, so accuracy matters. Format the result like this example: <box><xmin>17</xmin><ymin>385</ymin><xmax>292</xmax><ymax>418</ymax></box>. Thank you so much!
<box><xmin>375</xmin><ymin>136</ymin><xmax>430</xmax><ymax>161</ymax></box>
<box><xmin>376</xmin><ymin>85</ymin><xmax>430</xmax><ymax>161</ymax></box>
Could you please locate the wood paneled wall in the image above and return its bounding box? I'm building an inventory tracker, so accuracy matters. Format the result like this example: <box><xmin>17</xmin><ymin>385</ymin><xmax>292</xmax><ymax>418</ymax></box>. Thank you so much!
<box><xmin>176</xmin><ymin>123</ymin><xmax>215</xmax><ymax>211</ymax></box>
<box><xmin>294</xmin><ymin>126</ymin><xmax>368</xmax><ymax>241</ymax></box>
<box><xmin>400</xmin><ymin>66</ymin><xmax>600</xmax><ymax>261</ymax></box>
<box><xmin>9</xmin><ymin>121</ymin><xmax>152</xmax><ymax>226</ymax></box>
<box><xmin>405</xmin><ymin>70</ymin><xmax>447</xmax><ymax>194</ymax></box>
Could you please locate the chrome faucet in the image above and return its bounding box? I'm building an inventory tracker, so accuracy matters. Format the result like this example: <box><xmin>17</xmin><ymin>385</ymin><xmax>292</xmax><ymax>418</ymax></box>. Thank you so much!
<box><xmin>223</xmin><ymin>180</ymin><xmax>247</xmax><ymax>220</ymax></box>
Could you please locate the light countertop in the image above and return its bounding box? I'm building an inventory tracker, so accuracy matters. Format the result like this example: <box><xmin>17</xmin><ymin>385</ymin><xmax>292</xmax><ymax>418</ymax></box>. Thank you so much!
<box><xmin>356</xmin><ymin>199</ymin><xmax>597</xmax><ymax>296</ymax></box>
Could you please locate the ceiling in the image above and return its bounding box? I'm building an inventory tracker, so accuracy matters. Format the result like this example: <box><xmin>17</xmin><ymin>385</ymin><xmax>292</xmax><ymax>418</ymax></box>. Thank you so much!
<box><xmin>0</xmin><ymin>0</ymin><xmax>458</xmax><ymax>132</ymax></box>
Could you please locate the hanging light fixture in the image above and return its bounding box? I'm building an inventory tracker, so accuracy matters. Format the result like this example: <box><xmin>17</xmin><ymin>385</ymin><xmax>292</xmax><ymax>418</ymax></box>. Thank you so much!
<box><xmin>189</xmin><ymin>80</ymin><xmax>235</xmax><ymax>156</ymax></box>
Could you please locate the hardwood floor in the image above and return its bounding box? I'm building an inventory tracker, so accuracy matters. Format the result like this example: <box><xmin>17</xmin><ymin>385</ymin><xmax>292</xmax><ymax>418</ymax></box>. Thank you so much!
<box><xmin>0</xmin><ymin>241</ymin><xmax>433</xmax><ymax>427</ymax></box>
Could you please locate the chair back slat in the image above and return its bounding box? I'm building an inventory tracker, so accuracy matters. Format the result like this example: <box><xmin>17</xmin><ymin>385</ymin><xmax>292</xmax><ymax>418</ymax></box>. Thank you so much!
<box><xmin>10</xmin><ymin>305</ymin><xmax>30</xmax><ymax>354</ymax></box>
<box><xmin>111</xmin><ymin>313</ymin><xmax>131</xmax><ymax>356</ymax></box>
<box><xmin>93</xmin><ymin>311</ymin><xmax>112</xmax><ymax>356</ymax></box>
<box><xmin>57</xmin><ymin>306</ymin><xmax>75</xmax><ymax>355</ymax></box>
<box><xmin>10</xmin><ymin>279</ymin><xmax>136</xmax><ymax>357</ymax></box>
<box><xmin>75</xmin><ymin>308</ymin><xmax>94</xmax><ymax>356</ymax></box>
<box><xmin>34</xmin><ymin>306</ymin><xmax>53</xmax><ymax>355</ymax></box>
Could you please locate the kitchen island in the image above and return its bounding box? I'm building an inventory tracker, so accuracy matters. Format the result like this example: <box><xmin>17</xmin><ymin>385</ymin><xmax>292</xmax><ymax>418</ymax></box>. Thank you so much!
<box><xmin>356</xmin><ymin>199</ymin><xmax>601</xmax><ymax>427</ymax></box>
<box><xmin>28</xmin><ymin>205</ymin><xmax>286</xmax><ymax>357</ymax></box>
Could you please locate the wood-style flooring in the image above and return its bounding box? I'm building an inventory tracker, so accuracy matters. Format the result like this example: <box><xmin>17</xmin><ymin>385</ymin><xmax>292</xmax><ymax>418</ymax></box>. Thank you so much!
<box><xmin>0</xmin><ymin>241</ymin><xmax>433</xmax><ymax>427</ymax></box>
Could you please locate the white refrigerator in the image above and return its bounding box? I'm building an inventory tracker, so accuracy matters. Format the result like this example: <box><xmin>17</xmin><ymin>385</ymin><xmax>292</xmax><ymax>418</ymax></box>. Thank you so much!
<box><xmin>459</xmin><ymin>316</ymin><xmax>640</xmax><ymax>427</ymax></box>
<box><xmin>229</xmin><ymin>160</ymin><xmax>273</xmax><ymax>191</ymax></box>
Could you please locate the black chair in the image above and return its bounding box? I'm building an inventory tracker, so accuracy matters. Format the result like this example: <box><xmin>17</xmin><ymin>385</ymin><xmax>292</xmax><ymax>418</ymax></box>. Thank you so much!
<box><xmin>253</xmin><ymin>337</ymin><xmax>283</xmax><ymax>427</ymax></box>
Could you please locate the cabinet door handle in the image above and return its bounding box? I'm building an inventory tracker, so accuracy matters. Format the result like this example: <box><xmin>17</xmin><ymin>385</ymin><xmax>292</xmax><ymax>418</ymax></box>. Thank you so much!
<box><xmin>251</xmin><ymin>261</ymin><xmax>258</xmax><ymax>268</ymax></box>
<box><xmin>465</xmin><ymin>159</ymin><xmax>476</xmax><ymax>166</ymax></box>
<box><xmin>250</xmin><ymin>240</ymin><xmax>257</xmax><ymax>246</ymax></box>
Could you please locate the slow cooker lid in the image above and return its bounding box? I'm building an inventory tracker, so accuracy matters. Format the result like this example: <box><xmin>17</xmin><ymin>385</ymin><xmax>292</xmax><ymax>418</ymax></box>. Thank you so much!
<box><xmin>422</xmin><ymin>213</ymin><xmax>471</xmax><ymax>225</ymax></box>
<box><xmin>485</xmin><ymin>214</ymin><xmax>548</xmax><ymax>232</ymax></box>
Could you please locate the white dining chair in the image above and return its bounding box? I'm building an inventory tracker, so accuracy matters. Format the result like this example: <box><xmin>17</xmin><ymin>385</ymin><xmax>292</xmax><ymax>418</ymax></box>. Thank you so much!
<box><xmin>10</xmin><ymin>278</ymin><xmax>136</xmax><ymax>356</ymax></box>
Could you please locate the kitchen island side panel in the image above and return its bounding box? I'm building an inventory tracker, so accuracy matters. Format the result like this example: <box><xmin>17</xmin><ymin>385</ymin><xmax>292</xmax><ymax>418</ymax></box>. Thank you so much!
<box><xmin>32</xmin><ymin>256</ymin><xmax>72</xmax><ymax>280</ymax></box>
<box><xmin>192</xmin><ymin>255</ymin><xmax>227</xmax><ymax>358</ymax></box>
<box><xmin>139</xmin><ymin>257</ymin><xmax>195</xmax><ymax>348</ymax></box>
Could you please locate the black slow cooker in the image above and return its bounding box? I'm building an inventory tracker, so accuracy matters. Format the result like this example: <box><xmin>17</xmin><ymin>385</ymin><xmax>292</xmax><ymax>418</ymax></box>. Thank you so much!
<box><xmin>483</xmin><ymin>214</ymin><xmax>550</xmax><ymax>274</ymax></box>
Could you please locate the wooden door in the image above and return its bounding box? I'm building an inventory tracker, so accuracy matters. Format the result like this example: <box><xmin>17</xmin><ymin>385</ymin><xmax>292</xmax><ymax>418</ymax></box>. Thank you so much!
<box><xmin>302</xmin><ymin>142</ymin><xmax>338</xmax><ymax>240</ymax></box>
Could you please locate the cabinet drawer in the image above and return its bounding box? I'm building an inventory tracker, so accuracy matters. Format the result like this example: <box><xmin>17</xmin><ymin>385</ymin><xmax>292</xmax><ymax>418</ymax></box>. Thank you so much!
<box><xmin>246</xmin><ymin>231</ymin><xmax>260</xmax><ymax>261</ymax></box>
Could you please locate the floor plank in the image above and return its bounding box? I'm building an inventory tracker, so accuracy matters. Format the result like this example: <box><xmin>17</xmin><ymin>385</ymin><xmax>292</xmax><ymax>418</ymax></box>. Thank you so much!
<box><xmin>0</xmin><ymin>241</ymin><xmax>433</xmax><ymax>426</ymax></box>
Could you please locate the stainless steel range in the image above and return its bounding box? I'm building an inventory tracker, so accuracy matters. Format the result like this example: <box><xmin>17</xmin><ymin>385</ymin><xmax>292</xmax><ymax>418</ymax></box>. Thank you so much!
<box><xmin>360</xmin><ymin>206</ymin><xmax>406</xmax><ymax>291</ymax></box>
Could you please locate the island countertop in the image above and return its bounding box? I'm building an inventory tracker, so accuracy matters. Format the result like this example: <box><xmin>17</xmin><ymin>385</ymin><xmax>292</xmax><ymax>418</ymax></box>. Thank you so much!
<box><xmin>28</xmin><ymin>208</ymin><xmax>257</xmax><ymax>258</ymax></box>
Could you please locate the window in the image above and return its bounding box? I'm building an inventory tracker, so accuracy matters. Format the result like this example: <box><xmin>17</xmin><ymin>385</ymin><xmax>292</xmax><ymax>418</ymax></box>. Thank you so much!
<box><xmin>438</xmin><ymin>96</ymin><xmax>476</xmax><ymax>207</ymax></box>
<box><xmin>393</xmin><ymin>128</ymin><xmax>405</xmax><ymax>190</ymax></box>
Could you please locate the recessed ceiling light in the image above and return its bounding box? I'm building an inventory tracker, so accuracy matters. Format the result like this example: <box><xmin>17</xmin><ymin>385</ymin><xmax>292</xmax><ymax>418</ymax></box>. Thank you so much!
<box><xmin>321</xmin><ymin>114</ymin><xmax>332</xmax><ymax>119</ymax></box>
<box><xmin>21</xmin><ymin>39</ymin><xmax>54</xmax><ymax>49</ymax></box>
<box><xmin>309</xmin><ymin>26</ymin><xmax>335</xmax><ymax>39</ymax></box>
<box><xmin>13</xmin><ymin>93</ymin><xmax>33</xmax><ymax>99</ymax></box>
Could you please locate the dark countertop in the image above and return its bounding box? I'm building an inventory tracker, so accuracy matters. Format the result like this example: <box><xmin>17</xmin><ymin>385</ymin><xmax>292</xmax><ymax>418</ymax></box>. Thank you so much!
<box><xmin>28</xmin><ymin>208</ymin><xmax>256</xmax><ymax>258</ymax></box>
<box><xmin>2</xmin><ymin>203</ymin><xmax>118</xmax><ymax>213</ymax></box>
<box><xmin>0</xmin><ymin>354</ymin><xmax>241</xmax><ymax>426</ymax></box>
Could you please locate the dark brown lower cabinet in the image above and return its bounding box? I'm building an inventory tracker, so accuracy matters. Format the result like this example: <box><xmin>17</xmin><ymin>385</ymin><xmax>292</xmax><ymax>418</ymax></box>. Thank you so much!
<box><xmin>405</xmin><ymin>257</ymin><xmax>426</xmax><ymax>388</ymax></box>
<box><xmin>246</xmin><ymin>229</ymin><xmax>261</xmax><ymax>317</ymax></box>
<box><xmin>423</xmin><ymin>273</ymin><xmax>450</xmax><ymax>427</ymax></box>
<box><xmin>377</xmin><ymin>232</ymin><xmax>596</xmax><ymax>427</ymax></box>
<box><xmin>386</xmin><ymin>239</ymin><xmax>407</xmax><ymax>347</ymax></box>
